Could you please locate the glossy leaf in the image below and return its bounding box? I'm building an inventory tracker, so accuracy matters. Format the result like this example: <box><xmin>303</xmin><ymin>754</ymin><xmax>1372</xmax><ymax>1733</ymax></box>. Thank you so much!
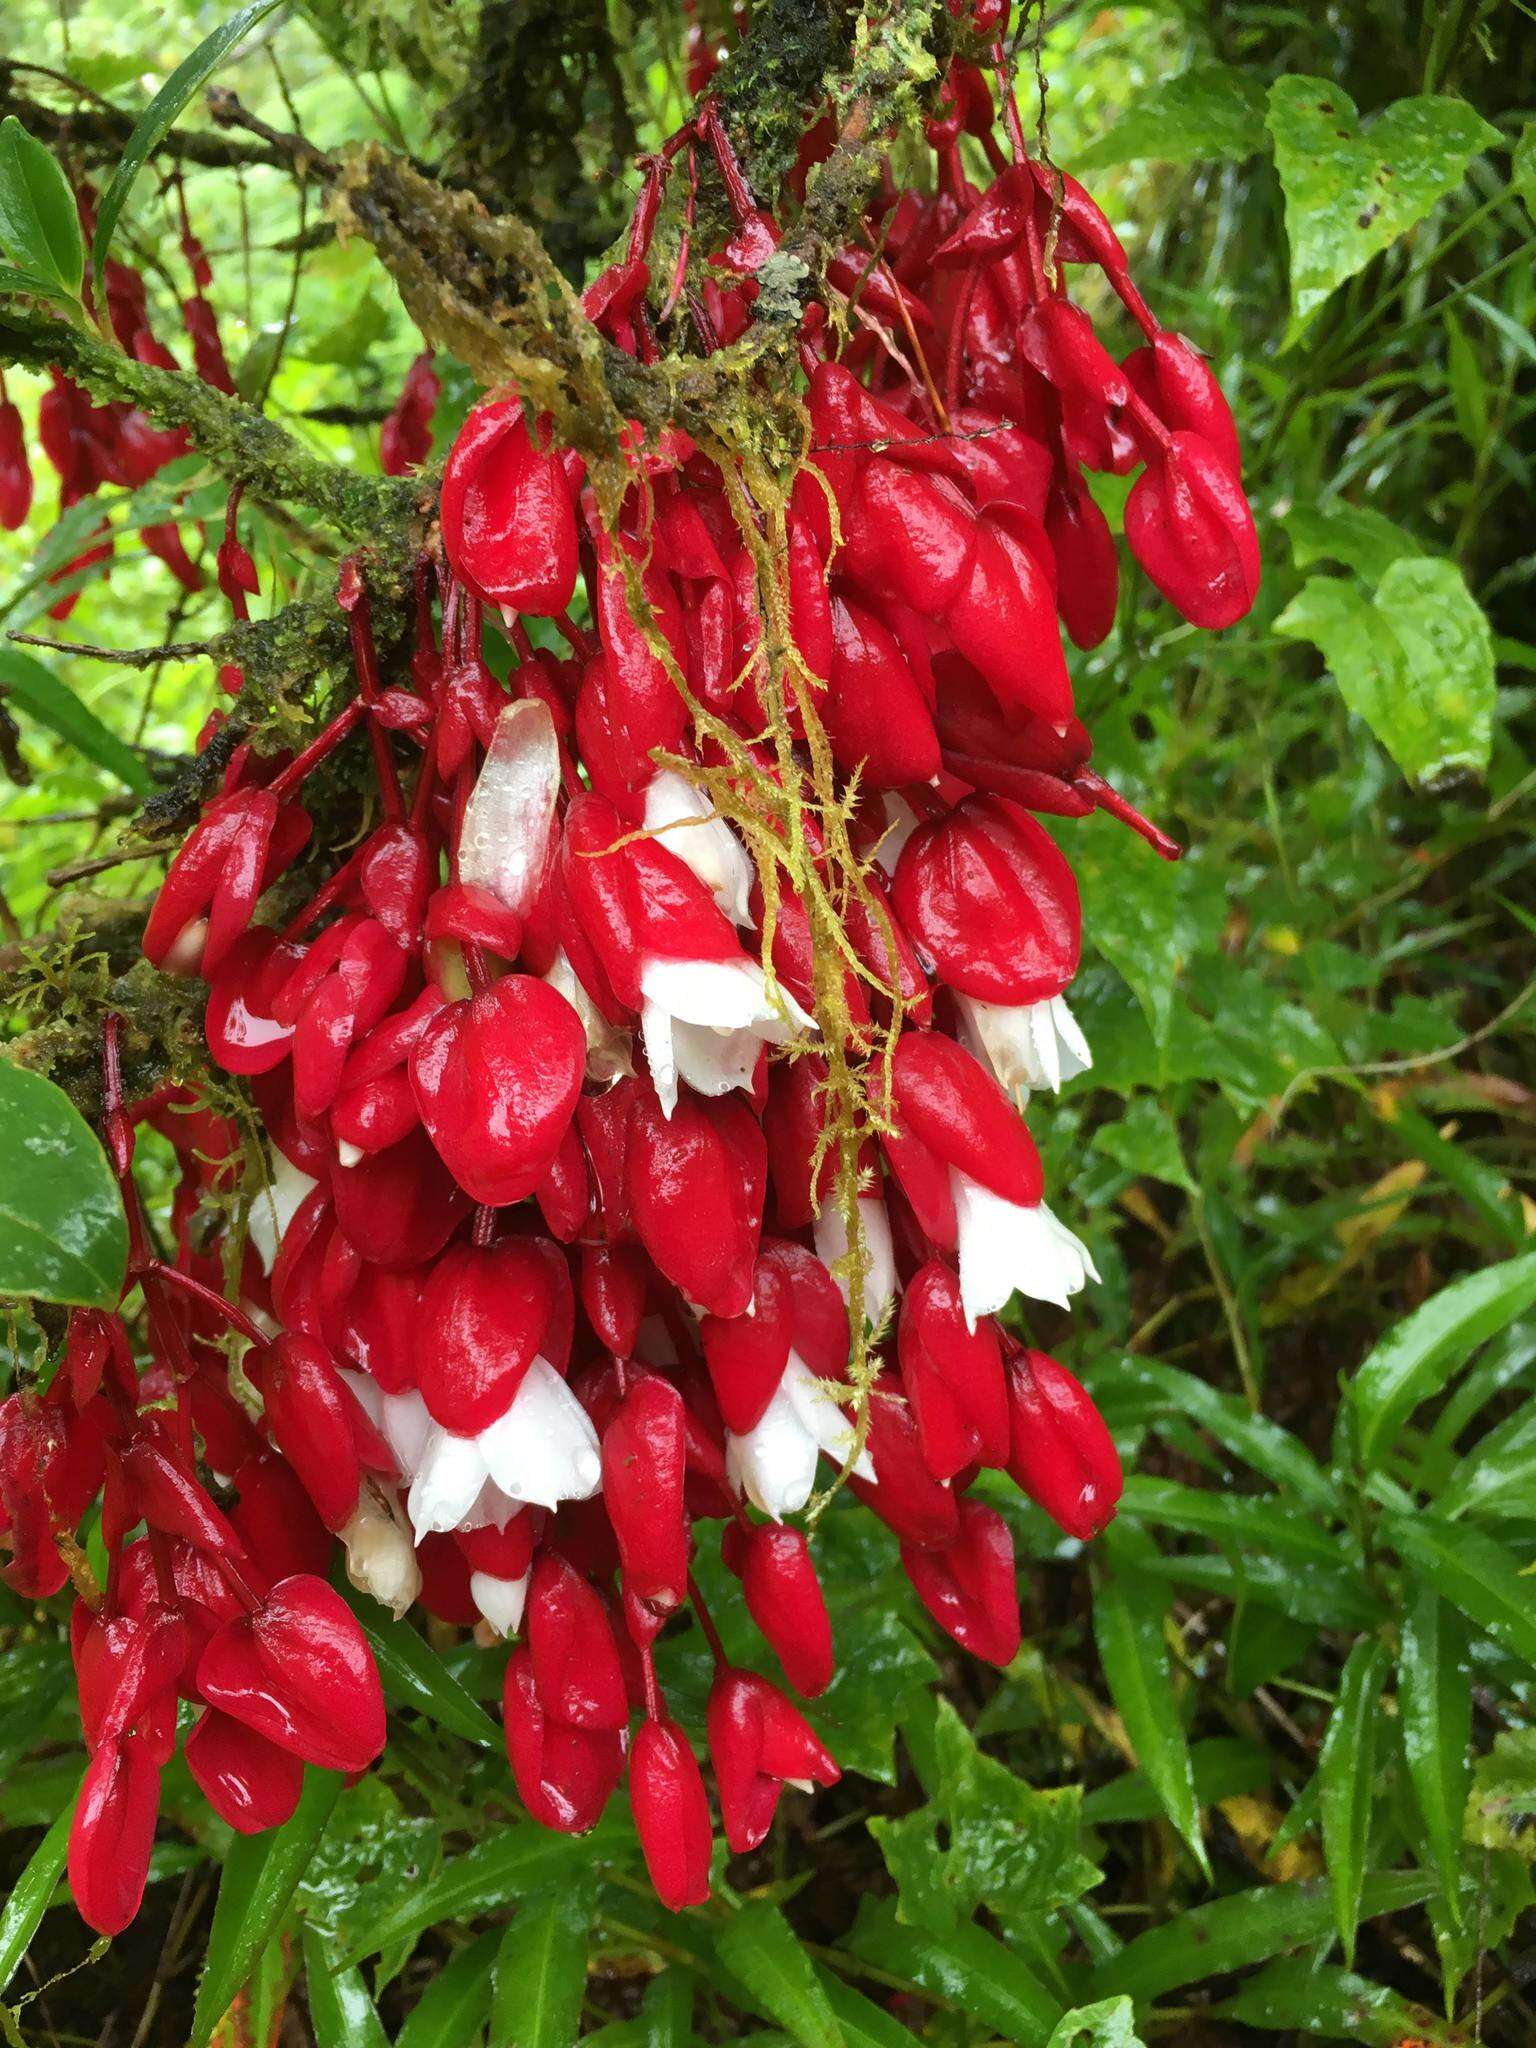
<box><xmin>192</xmin><ymin>1770</ymin><xmax>343</xmax><ymax>2048</ymax></box>
<box><xmin>1398</xmin><ymin>1588</ymin><xmax>1470</xmax><ymax>1928</ymax></box>
<box><xmin>1346</xmin><ymin>1251</ymin><xmax>1536</xmax><ymax>1466</ymax></box>
<box><xmin>1091</xmin><ymin>1356</ymin><xmax>1336</xmax><ymax>1512</ymax></box>
<box><xmin>1076</xmin><ymin>65</ymin><xmax>1267</xmax><ymax>170</ymax></box>
<box><xmin>848</xmin><ymin>1898</ymin><xmax>1063</xmax><ymax>2043</ymax></box>
<box><xmin>394</xmin><ymin>1928</ymin><xmax>499</xmax><ymax>2048</ymax></box>
<box><xmin>1388</xmin><ymin>1511</ymin><xmax>1536</xmax><ymax>1674</ymax></box>
<box><xmin>1093</xmin><ymin>1873</ymin><xmax>1436</xmax><ymax>2001</ymax></box>
<box><xmin>816</xmin><ymin>1969</ymin><xmax>925</xmax><ymax>2048</ymax></box>
<box><xmin>0</xmin><ymin>647</ymin><xmax>153</xmax><ymax>792</ymax></box>
<box><xmin>1317</xmin><ymin>1636</ymin><xmax>1390</xmax><ymax>1964</ymax></box>
<box><xmin>0</xmin><ymin>117</ymin><xmax>83</xmax><ymax>300</ymax></box>
<box><xmin>716</xmin><ymin>1903</ymin><xmax>843</xmax><ymax>2048</ymax></box>
<box><xmin>1092</xmin><ymin>1541</ymin><xmax>1208</xmax><ymax>1877</ymax></box>
<box><xmin>0</xmin><ymin>1061</ymin><xmax>128</xmax><ymax>1308</ymax></box>
<box><xmin>490</xmin><ymin>1880</ymin><xmax>596</xmax><ymax>2048</ymax></box>
<box><xmin>90</xmin><ymin>0</ymin><xmax>286</xmax><ymax>301</ymax></box>
<box><xmin>302</xmin><ymin>1926</ymin><xmax>390</xmax><ymax>2048</ymax></box>
<box><xmin>0</xmin><ymin>1782</ymin><xmax>77</xmax><ymax>1996</ymax></box>
<box><xmin>1267</xmin><ymin>77</ymin><xmax>1499</xmax><ymax>338</ymax></box>
<box><xmin>336</xmin><ymin>1574</ymin><xmax>500</xmax><ymax>1746</ymax></box>
<box><xmin>1046</xmin><ymin>2000</ymin><xmax>1145</xmax><ymax>2048</ymax></box>
<box><xmin>1215</xmin><ymin>1957</ymin><xmax>1465</xmax><ymax>2043</ymax></box>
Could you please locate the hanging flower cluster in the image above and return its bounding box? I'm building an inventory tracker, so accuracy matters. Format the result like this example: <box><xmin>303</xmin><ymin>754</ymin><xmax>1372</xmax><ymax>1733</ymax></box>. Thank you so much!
<box><xmin>0</xmin><ymin>12</ymin><xmax>1257</xmax><ymax>1933</ymax></box>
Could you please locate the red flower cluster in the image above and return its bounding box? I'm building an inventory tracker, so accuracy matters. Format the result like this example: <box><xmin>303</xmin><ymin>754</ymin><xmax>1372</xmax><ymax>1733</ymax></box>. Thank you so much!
<box><xmin>1</xmin><ymin>20</ymin><xmax>1256</xmax><ymax>1930</ymax></box>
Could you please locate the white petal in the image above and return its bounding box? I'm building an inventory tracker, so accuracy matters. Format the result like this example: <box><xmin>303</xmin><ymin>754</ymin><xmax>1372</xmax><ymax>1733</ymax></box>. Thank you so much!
<box><xmin>457</xmin><ymin>1478</ymin><xmax>526</xmax><ymax>1531</ymax></box>
<box><xmin>407</xmin><ymin>1426</ymin><xmax>488</xmax><ymax>1537</ymax></box>
<box><xmin>726</xmin><ymin>1384</ymin><xmax>818</xmax><ymax>1520</ymax></box>
<box><xmin>872</xmin><ymin>793</ymin><xmax>921</xmax><ymax>877</ymax></box>
<box><xmin>642</xmin><ymin>954</ymin><xmax>783</xmax><ymax>1031</ymax></box>
<box><xmin>337</xmin><ymin>1367</ymin><xmax>384</xmax><ymax>1430</ymax></box>
<box><xmin>336</xmin><ymin>1140</ymin><xmax>365</xmax><ymax>1170</ymax></box>
<box><xmin>458</xmin><ymin>697</ymin><xmax>560</xmax><ymax>920</ymax></box>
<box><xmin>1049</xmin><ymin>995</ymin><xmax>1093</xmax><ymax>1084</ymax></box>
<box><xmin>672</xmin><ymin>1018</ymin><xmax>765</xmax><ymax>1101</ymax></box>
<box><xmin>640</xmin><ymin>997</ymin><xmax>680</xmax><ymax>1118</ymax></box>
<box><xmin>781</xmin><ymin>1352</ymin><xmax>874</xmax><ymax>1481</ymax></box>
<box><xmin>470</xmin><ymin>1570</ymin><xmax>530</xmax><ymax>1637</ymax></box>
<box><xmin>953</xmin><ymin>1173</ymin><xmax>1097</xmax><ymax>1325</ymax></box>
<box><xmin>247</xmin><ymin>1154</ymin><xmax>317</xmax><ymax>1275</ymax></box>
<box><xmin>478</xmin><ymin>1358</ymin><xmax>603</xmax><ymax>1510</ymax></box>
<box><xmin>814</xmin><ymin>1195</ymin><xmax>897</xmax><ymax>1333</ymax></box>
<box><xmin>379</xmin><ymin>1389</ymin><xmax>433</xmax><ymax>1476</ymax></box>
<box><xmin>341</xmin><ymin>1493</ymin><xmax>422</xmax><ymax>1618</ymax></box>
<box><xmin>643</xmin><ymin>770</ymin><xmax>754</xmax><ymax>926</ymax></box>
<box><xmin>546</xmin><ymin>948</ymin><xmax>633</xmax><ymax>1084</ymax></box>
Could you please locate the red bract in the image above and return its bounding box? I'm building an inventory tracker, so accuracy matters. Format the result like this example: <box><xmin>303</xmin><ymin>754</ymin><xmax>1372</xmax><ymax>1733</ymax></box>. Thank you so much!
<box><xmin>195</xmin><ymin>1574</ymin><xmax>385</xmax><ymax>1772</ymax></box>
<box><xmin>441</xmin><ymin>400</ymin><xmax>579</xmax><ymax>616</ymax></box>
<box><xmin>708</xmin><ymin>1667</ymin><xmax>839</xmax><ymax>1853</ymax></box>
<box><xmin>1004</xmin><ymin>1347</ymin><xmax>1122</xmax><ymax>1540</ymax></box>
<box><xmin>69</xmin><ymin>1733</ymin><xmax>161</xmax><ymax>1935</ymax></box>
<box><xmin>630</xmin><ymin>1718</ymin><xmax>713</xmax><ymax>1910</ymax></box>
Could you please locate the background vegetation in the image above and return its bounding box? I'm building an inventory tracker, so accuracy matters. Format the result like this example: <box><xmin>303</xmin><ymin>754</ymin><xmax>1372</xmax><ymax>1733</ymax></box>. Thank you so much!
<box><xmin>1</xmin><ymin>0</ymin><xmax>1534</xmax><ymax>2042</ymax></box>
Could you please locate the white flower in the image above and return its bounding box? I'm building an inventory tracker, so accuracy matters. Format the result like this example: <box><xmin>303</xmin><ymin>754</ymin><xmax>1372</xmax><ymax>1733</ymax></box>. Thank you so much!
<box><xmin>643</xmin><ymin>770</ymin><xmax>754</xmax><ymax>926</ymax></box>
<box><xmin>640</xmin><ymin>955</ymin><xmax>813</xmax><ymax>1118</ymax></box>
<box><xmin>458</xmin><ymin>698</ymin><xmax>560</xmax><ymax>920</ymax></box>
<box><xmin>955</xmin><ymin>992</ymin><xmax>1091</xmax><ymax>1098</ymax></box>
<box><xmin>951</xmin><ymin>1174</ymin><xmax>1099</xmax><ymax>1326</ymax></box>
<box><xmin>544</xmin><ymin>946</ymin><xmax>634</xmax><ymax>1083</ymax></box>
<box><xmin>872</xmin><ymin>792</ymin><xmax>922</xmax><ymax>878</ymax></box>
<box><xmin>247</xmin><ymin>1153</ymin><xmax>318</xmax><ymax>1274</ymax></box>
<box><xmin>725</xmin><ymin>1353</ymin><xmax>873</xmax><ymax>1518</ymax></box>
<box><xmin>470</xmin><ymin>1570</ymin><xmax>530</xmax><ymax>1636</ymax></box>
<box><xmin>814</xmin><ymin>1193</ymin><xmax>897</xmax><ymax>1334</ymax></box>
<box><xmin>404</xmin><ymin>1359</ymin><xmax>602</xmax><ymax>1538</ymax></box>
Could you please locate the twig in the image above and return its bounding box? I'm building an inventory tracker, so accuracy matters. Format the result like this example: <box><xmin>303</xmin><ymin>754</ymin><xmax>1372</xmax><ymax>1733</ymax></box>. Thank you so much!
<box><xmin>9</xmin><ymin>632</ymin><xmax>214</xmax><ymax>667</ymax></box>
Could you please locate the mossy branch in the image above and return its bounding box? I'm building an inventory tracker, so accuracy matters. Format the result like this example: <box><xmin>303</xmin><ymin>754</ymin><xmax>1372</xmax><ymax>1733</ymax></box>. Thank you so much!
<box><xmin>0</xmin><ymin>307</ymin><xmax>419</xmax><ymax>546</ymax></box>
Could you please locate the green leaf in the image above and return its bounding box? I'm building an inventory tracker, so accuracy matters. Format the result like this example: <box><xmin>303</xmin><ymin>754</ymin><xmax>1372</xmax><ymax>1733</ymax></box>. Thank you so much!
<box><xmin>0</xmin><ymin>1062</ymin><xmax>128</xmax><ymax>1309</ymax></box>
<box><xmin>1214</xmin><ymin>1957</ymin><xmax>1465</xmax><ymax>2044</ymax></box>
<box><xmin>301</xmin><ymin>1925</ymin><xmax>390</xmax><ymax>2048</ymax></box>
<box><xmin>0</xmin><ymin>259</ymin><xmax>85</xmax><ymax>310</ymax></box>
<box><xmin>1465</xmin><ymin>1729</ymin><xmax>1536</xmax><ymax>1852</ymax></box>
<box><xmin>394</xmin><ymin>1929</ymin><xmax>499</xmax><ymax>2048</ymax></box>
<box><xmin>1092</xmin><ymin>1542</ymin><xmax>1208</xmax><ymax>1877</ymax></box>
<box><xmin>192</xmin><ymin>1770</ymin><xmax>343</xmax><ymax>2048</ymax></box>
<box><xmin>335</xmin><ymin>1573</ymin><xmax>500</xmax><ymax>1745</ymax></box>
<box><xmin>1093</xmin><ymin>1873</ymin><xmax>1436</xmax><ymax>2001</ymax></box>
<box><xmin>1317</xmin><ymin>1637</ymin><xmax>1391</xmax><ymax>1964</ymax></box>
<box><xmin>1346</xmin><ymin>1249</ymin><xmax>1536</xmax><ymax>1466</ymax></box>
<box><xmin>0</xmin><ymin>118</ymin><xmax>84</xmax><ymax>301</ymax></box>
<box><xmin>1275</xmin><ymin>559</ymin><xmax>1496</xmax><ymax>787</ymax></box>
<box><xmin>490</xmin><ymin>1880</ymin><xmax>595</xmax><ymax>2048</ymax></box>
<box><xmin>1283</xmin><ymin>501</ymin><xmax>1421</xmax><ymax>585</ymax></box>
<box><xmin>1075</xmin><ymin>65</ymin><xmax>1268</xmax><ymax>170</ymax></box>
<box><xmin>1398</xmin><ymin>1589</ymin><xmax>1470</xmax><ymax>1927</ymax></box>
<box><xmin>0</xmin><ymin>1781</ymin><xmax>78</xmax><ymax>1996</ymax></box>
<box><xmin>340</xmin><ymin>1822</ymin><xmax>621</xmax><ymax>1963</ymax></box>
<box><xmin>90</xmin><ymin>0</ymin><xmax>287</xmax><ymax>302</ymax></box>
<box><xmin>847</xmin><ymin>1898</ymin><xmax>1062</xmax><ymax>2044</ymax></box>
<box><xmin>1091</xmin><ymin>1355</ymin><xmax>1336</xmax><ymax>1513</ymax></box>
<box><xmin>1046</xmin><ymin>1999</ymin><xmax>1145</xmax><ymax>2048</ymax></box>
<box><xmin>639</xmin><ymin>1967</ymin><xmax>696</xmax><ymax>2048</ymax></box>
<box><xmin>1387</xmin><ymin>1511</ymin><xmax>1536</xmax><ymax>1675</ymax></box>
<box><xmin>716</xmin><ymin>1903</ymin><xmax>844</xmax><ymax>2048</ymax></box>
<box><xmin>1266</xmin><ymin>77</ymin><xmax>1499</xmax><ymax>340</ymax></box>
<box><xmin>1081</xmin><ymin>1736</ymin><xmax>1270</xmax><ymax>1825</ymax></box>
<box><xmin>1116</xmin><ymin>1476</ymin><xmax>1352</xmax><ymax>1569</ymax></box>
<box><xmin>815</xmin><ymin>1969</ymin><xmax>925</xmax><ymax>2048</ymax></box>
<box><xmin>0</xmin><ymin>646</ymin><xmax>153</xmax><ymax>792</ymax></box>
<box><xmin>1091</xmin><ymin>1099</ymin><xmax>1193</xmax><ymax>1194</ymax></box>
<box><xmin>1512</xmin><ymin>119</ymin><xmax>1536</xmax><ymax>225</ymax></box>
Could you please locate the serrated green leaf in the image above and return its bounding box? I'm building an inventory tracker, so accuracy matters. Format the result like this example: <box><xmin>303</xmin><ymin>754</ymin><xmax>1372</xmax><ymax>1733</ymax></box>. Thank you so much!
<box><xmin>90</xmin><ymin>0</ymin><xmax>287</xmax><ymax>302</ymax></box>
<box><xmin>0</xmin><ymin>1780</ymin><xmax>78</xmax><ymax>1996</ymax></box>
<box><xmin>192</xmin><ymin>1769</ymin><xmax>343</xmax><ymax>2048</ymax></box>
<box><xmin>1399</xmin><ymin>1589</ymin><xmax>1470</xmax><ymax>1926</ymax></box>
<box><xmin>394</xmin><ymin>1929</ymin><xmax>499</xmax><ymax>2048</ymax></box>
<box><xmin>1091</xmin><ymin>1355</ymin><xmax>1336</xmax><ymax>1512</ymax></box>
<box><xmin>1318</xmin><ymin>1636</ymin><xmax>1391</xmax><ymax>1964</ymax></box>
<box><xmin>1092</xmin><ymin>1541</ymin><xmax>1208</xmax><ymax>1877</ymax></box>
<box><xmin>302</xmin><ymin>1925</ymin><xmax>390</xmax><ymax>2048</ymax></box>
<box><xmin>1075</xmin><ymin>65</ymin><xmax>1268</xmax><ymax>170</ymax></box>
<box><xmin>1091</xmin><ymin>1099</ymin><xmax>1193</xmax><ymax>1194</ymax></box>
<box><xmin>0</xmin><ymin>1062</ymin><xmax>128</xmax><ymax>1309</ymax></box>
<box><xmin>1283</xmin><ymin>501</ymin><xmax>1421</xmax><ymax>585</ymax></box>
<box><xmin>491</xmin><ymin>1880</ymin><xmax>595</xmax><ymax>2048</ymax></box>
<box><xmin>1093</xmin><ymin>1873</ymin><xmax>1436</xmax><ymax>2001</ymax></box>
<box><xmin>1267</xmin><ymin>77</ymin><xmax>1498</xmax><ymax>340</ymax></box>
<box><xmin>0</xmin><ymin>646</ymin><xmax>153</xmax><ymax>792</ymax></box>
<box><xmin>1276</xmin><ymin>560</ymin><xmax>1496</xmax><ymax>787</ymax></box>
<box><xmin>847</xmin><ymin>1898</ymin><xmax>1062</xmax><ymax>2044</ymax></box>
<box><xmin>1214</xmin><ymin>1957</ymin><xmax>1466</xmax><ymax>2043</ymax></box>
<box><xmin>716</xmin><ymin>1903</ymin><xmax>843</xmax><ymax>2048</ymax></box>
<box><xmin>1387</xmin><ymin>1512</ymin><xmax>1536</xmax><ymax>1675</ymax></box>
<box><xmin>1046</xmin><ymin>1998</ymin><xmax>1145</xmax><ymax>2048</ymax></box>
<box><xmin>1346</xmin><ymin>1250</ymin><xmax>1536</xmax><ymax>1466</ymax></box>
<box><xmin>0</xmin><ymin>117</ymin><xmax>84</xmax><ymax>301</ymax></box>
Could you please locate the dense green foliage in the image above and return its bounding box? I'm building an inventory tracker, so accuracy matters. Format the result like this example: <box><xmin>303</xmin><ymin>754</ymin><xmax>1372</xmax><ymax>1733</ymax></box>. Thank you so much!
<box><xmin>1</xmin><ymin>0</ymin><xmax>1534</xmax><ymax>2042</ymax></box>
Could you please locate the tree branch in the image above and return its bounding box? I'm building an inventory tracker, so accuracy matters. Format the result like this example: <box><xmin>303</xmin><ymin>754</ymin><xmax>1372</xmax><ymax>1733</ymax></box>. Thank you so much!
<box><xmin>0</xmin><ymin>307</ymin><xmax>419</xmax><ymax>545</ymax></box>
